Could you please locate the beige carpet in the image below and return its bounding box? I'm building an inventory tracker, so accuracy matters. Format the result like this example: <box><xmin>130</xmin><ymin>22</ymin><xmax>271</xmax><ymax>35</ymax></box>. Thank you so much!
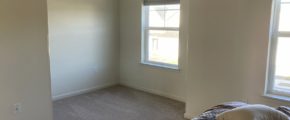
<box><xmin>53</xmin><ymin>85</ymin><xmax>187</xmax><ymax>120</ymax></box>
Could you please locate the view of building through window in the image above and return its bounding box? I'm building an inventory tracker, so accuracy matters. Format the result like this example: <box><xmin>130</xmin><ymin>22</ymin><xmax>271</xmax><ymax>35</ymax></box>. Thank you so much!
<box><xmin>148</xmin><ymin>30</ymin><xmax>179</xmax><ymax>65</ymax></box>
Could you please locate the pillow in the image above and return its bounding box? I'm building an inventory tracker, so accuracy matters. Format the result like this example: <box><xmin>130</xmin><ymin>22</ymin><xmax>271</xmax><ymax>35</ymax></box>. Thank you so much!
<box><xmin>216</xmin><ymin>105</ymin><xmax>289</xmax><ymax>120</ymax></box>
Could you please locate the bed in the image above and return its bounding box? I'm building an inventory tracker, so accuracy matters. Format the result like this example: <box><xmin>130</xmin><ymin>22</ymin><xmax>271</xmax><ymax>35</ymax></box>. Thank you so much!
<box><xmin>192</xmin><ymin>102</ymin><xmax>290</xmax><ymax>120</ymax></box>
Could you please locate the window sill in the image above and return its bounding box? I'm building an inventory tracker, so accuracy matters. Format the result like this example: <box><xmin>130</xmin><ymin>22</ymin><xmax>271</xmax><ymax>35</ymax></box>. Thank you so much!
<box><xmin>263</xmin><ymin>94</ymin><xmax>290</xmax><ymax>102</ymax></box>
<box><xmin>140</xmin><ymin>62</ymin><xmax>180</xmax><ymax>71</ymax></box>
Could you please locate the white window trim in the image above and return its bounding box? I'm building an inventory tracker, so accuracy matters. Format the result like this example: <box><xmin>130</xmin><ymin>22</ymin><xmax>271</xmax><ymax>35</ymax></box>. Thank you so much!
<box><xmin>141</xmin><ymin>4</ymin><xmax>181</xmax><ymax>70</ymax></box>
<box><xmin>265</xmin><ymin>0</ymin><xmax>290</xmax><ymax>100</ymax></box>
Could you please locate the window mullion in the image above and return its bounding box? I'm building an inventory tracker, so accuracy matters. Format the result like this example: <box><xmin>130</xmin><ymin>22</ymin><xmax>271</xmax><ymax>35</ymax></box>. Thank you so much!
<box><xmin>278</xmin><ymin>32</ymin><xmax>290</xmax><ymax>37</ymax></box>
<box><xmin>145</xmin><ymin>27</ymin><xmax>179</xmax><ymax>31</ymax></box>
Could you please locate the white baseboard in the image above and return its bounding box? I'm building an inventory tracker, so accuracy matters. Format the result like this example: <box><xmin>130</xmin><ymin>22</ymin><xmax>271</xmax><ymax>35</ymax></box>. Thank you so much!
<box><xmin>120</xmin><ymin>82</ymin><xmax>185</xmax><ymax>102</ymax></box>
<box><xmin>52</xmin><ymin>82</ymin><xmax>118</xmax><ymax>101</ymax></box>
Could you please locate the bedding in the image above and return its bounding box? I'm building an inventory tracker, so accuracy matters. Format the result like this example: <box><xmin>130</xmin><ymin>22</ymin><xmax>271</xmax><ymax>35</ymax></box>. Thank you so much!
<box><xmin>192</xmin><ymin>102</ymin><xmax>248</xmax><ymax>120</ymax></box>
<box><xmin>216</xmin><ymin>105</ymin><xmax>289</xmax><ymax>120</ymax></box>
<box><xmin>192</xmin><ymin>102</ymin><xmax>290</xmax><ymax>120</ymax></box>
<box><xmin>277</xmin><ymin>106</ymin><xmax>290</xmax><ymax>117</ymax></box>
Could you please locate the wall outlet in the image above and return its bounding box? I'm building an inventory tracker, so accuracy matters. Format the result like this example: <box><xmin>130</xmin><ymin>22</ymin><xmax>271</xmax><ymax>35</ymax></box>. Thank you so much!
<box><xmin>14</xmin><ymin>103</ymin><xmax>22</xmax><ymax>114</ymax></box>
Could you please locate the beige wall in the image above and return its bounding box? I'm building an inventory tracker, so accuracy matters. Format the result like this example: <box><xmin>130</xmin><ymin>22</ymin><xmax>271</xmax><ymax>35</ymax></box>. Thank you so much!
<box><xmin>119</xmin><ymin>0</ymin><xmax>187</xmax><ymax>102</ymax></box>
<box><xmin>185</xmin><ymin>0</ymin><xmax>290</xmax><ymax>118</ymax></box>
<box><xmin>2</xmin><ymin>0</ymin><xmax>290</xmax><ymax>119</ymax></box>
<box><xmin>241</xmin><ymin>0</ymin><xmax>290</xmax><ymax>110</ymax></box>
<box><xmin>0</xmin><ymin>0</ymin><xmax>53</xmax><ymax>120</ymax></box>
<box><xmin>48</xmin><ymin>0</ymin><xmax>120</xmax><ymax>100</ymax></box>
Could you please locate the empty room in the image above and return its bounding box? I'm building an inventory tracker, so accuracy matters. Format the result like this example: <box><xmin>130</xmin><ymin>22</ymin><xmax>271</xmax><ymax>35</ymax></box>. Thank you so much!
<box><xmin>1</xmin><ymin>0</ymin><xmax>290</xmax><ymax>120</ymax></box>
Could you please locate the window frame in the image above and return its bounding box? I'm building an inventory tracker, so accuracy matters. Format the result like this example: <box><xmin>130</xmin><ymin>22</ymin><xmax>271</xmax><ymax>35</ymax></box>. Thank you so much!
<box><xmin>141</xmin><ymin>4</ymin><xmax>181</xmax><ymax>70</ymax></box>
<box><xmin>265</xmin><ymin>0</ymin><xmax>290</xmax><ymax>99</ymax></box>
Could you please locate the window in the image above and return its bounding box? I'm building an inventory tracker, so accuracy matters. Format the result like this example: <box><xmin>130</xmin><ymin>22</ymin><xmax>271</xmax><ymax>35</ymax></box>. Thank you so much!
<box><xmin>142</xmin><ymin>0</ymin><xmax>180</xmax><ymax>69</ymax></box>
<box><xmin>266</xmin><ymin>0</ymin><xmax>290</xmax><ymax>99</ymax></box>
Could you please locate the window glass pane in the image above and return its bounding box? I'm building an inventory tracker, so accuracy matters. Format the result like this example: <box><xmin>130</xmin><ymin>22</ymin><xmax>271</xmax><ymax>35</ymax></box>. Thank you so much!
<box><xmin>150</xmin><ymin>5</ymin><xmax>165</xmax><ymax>11</ymax></box>
<box><xmin>281</xmin><ymin>0</ymin><xmax>290</xmax><ymax>3</ymax></box>
<box><xmin>149</xmin><ymin>5</ymin><xmax>180</xmax><ymax>28</ymax></box>
<box><xmin>150</xmin><ymin>4</ymin><xmax>179</xmax><ymax>11</ymax></box>
<box><xmin>165</xmin><ymin>4</ymin><xmax>180</xmax><ymax>10</ymax></box>
<box><xmin>165</xmin><ymin>10</ymin><xmax>180</xmax><ymax>27</ymax></box>
<box><xmin>148</xmin><ymin>30</ymin><xmax>179</xmax><ymax>65</ymax></box>
<box><xmin>274</xmin><ymin>37</ymin><xmax>290</xmax><ymax>92</ymax></box>
<box><xmin>149</xmin><ymin>10</ymin><xmax>165</xmax><ymax>27</ymax></box>
<box><xmin>279</xmin><ymin>3</ymin><xmax>290</xmax><ymax>31</ymax></box>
